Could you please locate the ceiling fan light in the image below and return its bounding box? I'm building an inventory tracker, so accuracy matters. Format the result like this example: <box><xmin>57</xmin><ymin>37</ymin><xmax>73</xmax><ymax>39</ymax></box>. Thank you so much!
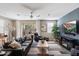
<box><xmin>30</xmin><ymin>15</ymin><xmax>33</xmax><ymax>18</ymax></box>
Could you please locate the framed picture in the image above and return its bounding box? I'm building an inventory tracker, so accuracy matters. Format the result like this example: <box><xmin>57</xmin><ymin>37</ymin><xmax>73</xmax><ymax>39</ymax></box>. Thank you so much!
<box><xmin>41</xmin><ymin>24</ymin><xmax>47</xmax><ymax>32</ymax></box>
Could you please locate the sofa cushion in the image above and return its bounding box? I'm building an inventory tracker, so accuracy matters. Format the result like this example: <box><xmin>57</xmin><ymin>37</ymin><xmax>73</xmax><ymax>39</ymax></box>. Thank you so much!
<box><xmin>9</xmin><ymin>40</ymin><xmax>21</xmax><ymax>49</ymax></box>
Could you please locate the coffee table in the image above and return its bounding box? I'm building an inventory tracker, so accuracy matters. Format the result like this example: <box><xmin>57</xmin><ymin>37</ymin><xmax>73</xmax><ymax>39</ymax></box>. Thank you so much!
<box><xmin>37</xmin><ymin>40</ymin><xmax>48</xmax><ymax>56</ymax></box>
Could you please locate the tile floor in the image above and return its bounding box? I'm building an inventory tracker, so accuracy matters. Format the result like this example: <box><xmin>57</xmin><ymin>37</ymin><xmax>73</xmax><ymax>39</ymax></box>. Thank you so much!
<box><xmin>27</xmin><ymin>41</ymin><xmax>70</xmax><ymax>56</ymax></box>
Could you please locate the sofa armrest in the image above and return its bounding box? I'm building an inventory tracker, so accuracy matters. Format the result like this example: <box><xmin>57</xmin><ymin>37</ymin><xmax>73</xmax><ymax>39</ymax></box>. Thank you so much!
<box><xmin>2</xmin><ymin>48</ymin><xmax>23</xmax><ymax>51</ymax></box>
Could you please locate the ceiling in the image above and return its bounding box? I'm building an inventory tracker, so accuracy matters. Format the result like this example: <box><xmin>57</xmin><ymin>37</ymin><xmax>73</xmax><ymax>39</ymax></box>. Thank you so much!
<box><xmin>0</xmin><ymin>3</ymin><xmax>79</xmax><ymax>20</ymax></box>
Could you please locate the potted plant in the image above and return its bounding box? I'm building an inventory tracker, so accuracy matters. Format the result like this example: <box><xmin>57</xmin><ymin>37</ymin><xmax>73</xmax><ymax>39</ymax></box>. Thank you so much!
<box><xmin>52</xmin><ymin>24</ymin><xmax>59</xmax><ymax>41</ymax></box>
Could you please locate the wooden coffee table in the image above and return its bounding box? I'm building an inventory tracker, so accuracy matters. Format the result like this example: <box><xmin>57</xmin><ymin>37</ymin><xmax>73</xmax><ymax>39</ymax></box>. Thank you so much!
<box><xmin>37</xmin><ymin>40</ymin><xmax>48</xmax><ymax>56</ymax></box>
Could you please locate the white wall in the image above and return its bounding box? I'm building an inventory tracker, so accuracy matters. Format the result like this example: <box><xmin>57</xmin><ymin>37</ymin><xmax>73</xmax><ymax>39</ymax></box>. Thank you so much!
<box><xmin>36</xmin><ymin>20</ymin><xmax>41</xmax><ymax>35</ymax></box>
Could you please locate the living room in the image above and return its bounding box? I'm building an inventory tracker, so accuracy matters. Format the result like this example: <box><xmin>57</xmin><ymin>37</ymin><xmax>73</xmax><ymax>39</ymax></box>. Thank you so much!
<box><xmin>0</xmin><ymin>3</ymin><xmax>79</xmax><ymax>56</ymax></box>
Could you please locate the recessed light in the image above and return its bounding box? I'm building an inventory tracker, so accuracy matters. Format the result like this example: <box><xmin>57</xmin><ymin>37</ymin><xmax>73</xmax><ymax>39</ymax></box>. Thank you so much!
<box><xmin>48</xmin><ymin>13</ymin><xmax>50</xmax><ymax>16</ymax></box>
<box><xmin>37</xmin><ymin>15</ymin><xmax>40</xmax><ymax>17</ymax></box>
<box><xmin>17</xmin><ymin>14</ymin><xmax>20</xmax><ymax>16</ymax></box>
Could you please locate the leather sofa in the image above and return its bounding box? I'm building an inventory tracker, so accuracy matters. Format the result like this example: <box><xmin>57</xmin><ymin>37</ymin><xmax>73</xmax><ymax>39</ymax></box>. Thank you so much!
<box><xmin>2</xmin><ymin>37</ymin><xmax>33</xmax><ymax>56</ymax></box>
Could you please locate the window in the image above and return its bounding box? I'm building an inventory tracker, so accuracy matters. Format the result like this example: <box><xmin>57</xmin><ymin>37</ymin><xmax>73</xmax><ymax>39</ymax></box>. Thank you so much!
<box><xmin>0</xmin><ymin>20</ymin><xmax>4</xmax><ymax>33</ymax></box>
<box><xmin>47</xmin><ymin>21</ymin><xmax>54</xmax><ymax>33</ymax></box>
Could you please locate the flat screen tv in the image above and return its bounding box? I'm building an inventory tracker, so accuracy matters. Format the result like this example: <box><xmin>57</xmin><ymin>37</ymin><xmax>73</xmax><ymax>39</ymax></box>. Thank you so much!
<box><xmin>63</xmin><ymin>21</ymin><xmax>76</xmax><ymax>34</ymax></box>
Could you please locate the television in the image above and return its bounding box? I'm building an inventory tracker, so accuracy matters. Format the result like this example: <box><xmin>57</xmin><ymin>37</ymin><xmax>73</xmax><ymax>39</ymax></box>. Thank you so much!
<box><xmin>63</xmin><ymin>20</ymin><xmax>76</xmax><ymax>35</ymax></box>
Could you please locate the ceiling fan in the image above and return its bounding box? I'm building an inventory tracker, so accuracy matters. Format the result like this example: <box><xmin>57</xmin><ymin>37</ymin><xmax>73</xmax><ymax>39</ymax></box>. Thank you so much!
<box><xmin>30</xmin><ymin>11</ymin><xmax>40</xmax><ymax>18</ymax></box>
<box><xmin>30</xmin><ymin>11</ymin><xmax>33</xmax><ymax>18</ymax></box>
